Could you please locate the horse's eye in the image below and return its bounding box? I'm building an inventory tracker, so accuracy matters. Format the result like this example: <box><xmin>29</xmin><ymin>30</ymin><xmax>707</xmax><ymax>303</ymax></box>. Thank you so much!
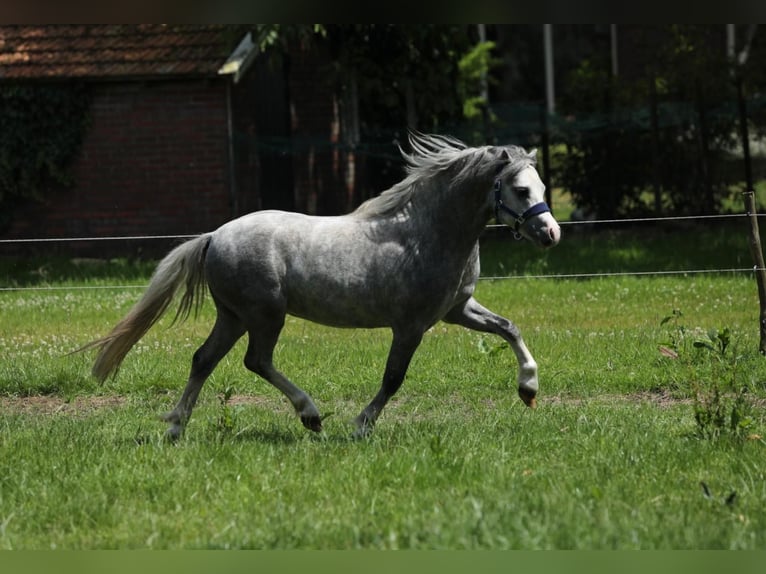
<box><xmin>513</xmin><ymin>186</ymin><xmax>530</xmax><ymax>199</ymax></box>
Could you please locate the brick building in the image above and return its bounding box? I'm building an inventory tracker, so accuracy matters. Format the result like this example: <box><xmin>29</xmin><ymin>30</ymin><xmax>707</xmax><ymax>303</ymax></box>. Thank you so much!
<box><xmin>0</xmin><ymin>25</ymin><xmax>350</xmax><ymax>255</ymax></box>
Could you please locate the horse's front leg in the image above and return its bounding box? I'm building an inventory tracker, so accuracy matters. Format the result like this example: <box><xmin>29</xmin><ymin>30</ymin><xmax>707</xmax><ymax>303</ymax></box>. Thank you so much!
<box><xmin>353</xmin><ymin>329</ymin><xmax>424</xmax><ymax>438</ymax></box>
<box><xmin>444</xmin><ymin>297</ymin><xmax>539</xmax><ymax>407</ymax></box>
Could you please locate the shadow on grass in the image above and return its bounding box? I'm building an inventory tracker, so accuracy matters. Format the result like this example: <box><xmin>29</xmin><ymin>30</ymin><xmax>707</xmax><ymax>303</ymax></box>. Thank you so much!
<box><xmin>0</xmin><ymin>256</ymin><xmax>157</xmax><ymax>288</ymax></box>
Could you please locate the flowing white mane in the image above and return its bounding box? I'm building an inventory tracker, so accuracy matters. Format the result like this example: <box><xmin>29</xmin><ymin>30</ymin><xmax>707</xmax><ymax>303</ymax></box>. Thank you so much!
<box><xmin>354</xmin><ymin>132</ymin><xmax>533</xmax><ymax>219</ymax></box>
<box><xmin>401</xmin><ymin>132</ymin><xmax>470</xmax><ymax>174</ymax></box>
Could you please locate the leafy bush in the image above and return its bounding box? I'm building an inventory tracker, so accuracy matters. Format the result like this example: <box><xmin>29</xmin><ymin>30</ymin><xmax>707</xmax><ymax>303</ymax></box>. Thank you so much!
<box><xmin>0</xmin><ymin>83</ymin><xmax>91</xmax><ymax>232</ymax></box>
<box><xmin>659</xmin><ymin>309</ymin><xmax>756</xmax><ymax>440</ymax></box>
<box><xmin>556</xmin><ymin>26</ymin><xmax>740</xmax><ymax>218</ymax></box>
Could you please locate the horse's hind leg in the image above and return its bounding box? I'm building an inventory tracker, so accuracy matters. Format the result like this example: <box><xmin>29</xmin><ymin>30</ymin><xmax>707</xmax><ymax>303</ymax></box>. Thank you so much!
<box><xmin>162</xmin><ymin>305</ymin><xmax>245</xmax><ymax>439</ymax></box>
<box><xmin>243</xmin><ymin>314</ymin><xmax>322</xmax><ymax>432</ymax></box>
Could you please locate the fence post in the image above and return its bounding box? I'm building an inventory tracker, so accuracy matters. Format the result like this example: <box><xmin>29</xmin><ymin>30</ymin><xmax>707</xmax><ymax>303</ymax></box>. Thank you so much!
<box><xmin>540</xmin><ymin>102</ymin><xmax>552</xmax><ymax>212</ymax></box>
<box><xmin>743</xmin><ymin>190</ymin><xmax>766</xmax><ymax>355</ymax></box>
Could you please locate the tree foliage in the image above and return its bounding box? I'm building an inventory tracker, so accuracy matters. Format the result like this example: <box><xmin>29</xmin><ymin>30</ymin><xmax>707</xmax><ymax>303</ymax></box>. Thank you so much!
<box><xmin>557</xmin><ymin>25</ymin><xmax>746</xmax><ymax>217</ymax></box>
<box><xmin>251</xmin><ymin>25</ymin><xmax>497</xmax><ymax>196</ymax></box>
<box><xmin>253</xmin><ymin>24</ymin><xmax>493</xmax><ymax>136</ymax></box>
<box><xmin>251</xmin><ymin>25</ymin><xmax>763</xmax><ymax>217</ymax></box>
<box><xmin>325</xmin><ymin>25</ymin><xmax>475</xmax><ymax>132</ymax></box>
<box><xmin>457</xmin><ymin>40</ymin><xmax>501</xmax><ymax>120</ymax></box>
<box><xmin>0</xmin><ymin>83</ymin><xmax>91</xmax><ymax>231</ymax></box>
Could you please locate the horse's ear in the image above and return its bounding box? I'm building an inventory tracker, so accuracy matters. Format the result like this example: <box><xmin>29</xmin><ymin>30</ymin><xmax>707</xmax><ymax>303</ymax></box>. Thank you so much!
<box><xmin>494</xmin><ymin>148</ymin><xmax>510</xmax><ymax>175</ymax></box>
<box><xmin>527</xmin><ymin>148</ymin><xmax>538</xmax><ymax>160</ymax></box>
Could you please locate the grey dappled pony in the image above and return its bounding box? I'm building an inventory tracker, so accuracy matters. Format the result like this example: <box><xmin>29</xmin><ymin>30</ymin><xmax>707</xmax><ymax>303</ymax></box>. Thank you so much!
<box><xmin>81</xmin><ymin>132</ymin><xmax>561</xmax><ymax>439</ymax></box>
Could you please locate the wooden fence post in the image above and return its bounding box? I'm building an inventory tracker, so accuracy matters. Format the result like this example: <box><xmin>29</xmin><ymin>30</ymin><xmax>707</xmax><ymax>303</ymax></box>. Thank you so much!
<box><xmin>743</xmin><ymin>190</ymin><xmax>766</xmax><ymax>355</ymax></box>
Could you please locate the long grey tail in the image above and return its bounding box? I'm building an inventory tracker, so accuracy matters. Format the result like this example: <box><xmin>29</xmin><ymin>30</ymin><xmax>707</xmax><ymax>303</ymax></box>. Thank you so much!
<box><xmin>77</xmin><ymin>234</ymin><xmax>212</xmax><ymax>382</ymax></box>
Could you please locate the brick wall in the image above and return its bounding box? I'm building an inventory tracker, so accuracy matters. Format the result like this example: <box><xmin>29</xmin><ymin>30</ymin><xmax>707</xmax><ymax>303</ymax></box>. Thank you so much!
<box><xmin>5</xmin><ymin>79</ymin><xmax>234</xmax><ymax>253</ymax></box>
<box><xmin>3</xmin><ymin>50</ymin><xmax>362</xmax><ymax>257</ymax></box>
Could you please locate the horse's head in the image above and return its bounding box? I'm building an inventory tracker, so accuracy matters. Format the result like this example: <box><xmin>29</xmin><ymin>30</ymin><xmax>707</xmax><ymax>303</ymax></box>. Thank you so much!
<box><xmin>493</xmin><ymin>148</ymin><xmax>561</xmax><ymax>248</ymax></box>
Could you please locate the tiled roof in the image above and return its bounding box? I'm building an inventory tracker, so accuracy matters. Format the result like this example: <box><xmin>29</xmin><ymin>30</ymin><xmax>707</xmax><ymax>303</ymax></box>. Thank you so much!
<box><xmin>0</xmin><ymin>25</ymin><xmax>240</xmax><ymax>80</ymax></box>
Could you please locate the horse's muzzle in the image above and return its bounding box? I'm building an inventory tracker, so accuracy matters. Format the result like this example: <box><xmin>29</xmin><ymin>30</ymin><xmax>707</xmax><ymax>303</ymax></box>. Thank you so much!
<box><xmin>525</xmin><ymin>214</ymin><xmax>560</xmax><ymax>248</ymax></box>
<box><xmin>542</xmin><ymin>223</ymin><xmax>561</xmax><ymax>248</ymax></box>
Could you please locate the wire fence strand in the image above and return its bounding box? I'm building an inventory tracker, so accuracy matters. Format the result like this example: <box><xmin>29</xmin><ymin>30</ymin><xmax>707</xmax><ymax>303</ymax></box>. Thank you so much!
<box><xmin>0</xmin><ymin>234</ymin><xmax>200</xmax><ymax>244</ymax></box>
<box><xmin>0</xmin><ymin>284</ymin><xmax>147</xmax><ymax>292</ymax></box>
<box><xmin>485</xmin><ymin>212</ymin><xmax>755</xmax><ymax>231</ymax></box>
<box><xmin>0</xmin><ymin>212</ymin><xmax>760</xmax><ymax>245</ymax></box>
<box><xmin>479</xmin><ymin>268</ymin><xmax>762</xmax><ymax>281</ymax></box>
<box><xmin>1</xmin><ymin>212</ymin><xmax>761</xmax><ymax>292</ymax></box>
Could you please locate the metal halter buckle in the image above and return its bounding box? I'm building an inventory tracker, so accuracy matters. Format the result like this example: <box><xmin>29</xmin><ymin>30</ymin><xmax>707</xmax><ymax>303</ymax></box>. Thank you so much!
<box><xmin>494</xmin><ymin>179</ymin><xmax>551</xmax><ymax>240</ymax></box>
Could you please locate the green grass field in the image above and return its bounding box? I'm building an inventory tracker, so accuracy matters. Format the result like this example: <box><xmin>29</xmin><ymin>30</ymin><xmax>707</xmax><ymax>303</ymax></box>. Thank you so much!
<box><xmin>1</xmin><ymin>223</ymin><xmax>766</xmax><ymax>549</ymax></box>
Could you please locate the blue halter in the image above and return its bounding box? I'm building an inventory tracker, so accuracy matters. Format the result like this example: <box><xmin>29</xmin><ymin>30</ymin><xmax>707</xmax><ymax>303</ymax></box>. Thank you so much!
<box><xmin>494</xmin><ymin>179</ymin><xmax>551</xmax><ymax>240</ymax></box>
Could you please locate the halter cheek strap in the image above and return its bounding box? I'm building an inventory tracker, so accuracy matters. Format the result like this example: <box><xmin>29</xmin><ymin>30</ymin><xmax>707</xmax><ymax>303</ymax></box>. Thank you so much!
<box><xmin>494</xmin><ymin>179</ymin><xmax>551</xmax><ymax>240</ymax></box>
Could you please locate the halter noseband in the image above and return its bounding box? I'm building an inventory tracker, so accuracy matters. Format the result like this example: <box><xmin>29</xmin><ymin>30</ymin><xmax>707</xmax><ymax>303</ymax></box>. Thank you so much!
<box><xmin>494</xmin><ymin>179</ymin><xmax>551</xmax><ymax>240</ymax></box>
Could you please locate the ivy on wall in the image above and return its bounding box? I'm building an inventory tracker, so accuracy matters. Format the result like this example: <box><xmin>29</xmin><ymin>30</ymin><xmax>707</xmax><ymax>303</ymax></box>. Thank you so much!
<box><xmin>0</xmin><ymin>83</ymin><xmax>91</xmax><ymax>232</ymax></box>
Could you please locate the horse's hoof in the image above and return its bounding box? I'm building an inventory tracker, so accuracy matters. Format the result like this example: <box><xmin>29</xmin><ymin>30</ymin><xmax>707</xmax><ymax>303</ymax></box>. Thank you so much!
<box><xmin>351</xmin><ymin>416</ymin><xmax>374</xmax><ymax>440</ymax></box>
<box><xmin>164</xmin><ymin>425</ymin><xmax>183</xmax><ymax>442</ymax></box>
<box><xmin>159</xmin><ymin>410</ymin><xmax>180</xmax><ymax>424</ymax></box>
<box><xmin>351</xmin><ymin>425</ymin><xmax>372</xmax><ymax>440</ymax></box>
<box><xmin>301</xmin><ymin>415</ymin><xmax>323</xmax><ymax>433</ymax></box>
<box><xmin>518</xmin><ymin>388</ymin><xmax>537</xmax><ymax>409</ymax></box>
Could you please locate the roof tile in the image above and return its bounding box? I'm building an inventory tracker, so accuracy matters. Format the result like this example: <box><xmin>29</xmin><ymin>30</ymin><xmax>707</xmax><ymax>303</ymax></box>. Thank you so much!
<box><xmin>0</xmin><ymin>25</ymin><xmax>239</xmax><ymax>80</ymax></box>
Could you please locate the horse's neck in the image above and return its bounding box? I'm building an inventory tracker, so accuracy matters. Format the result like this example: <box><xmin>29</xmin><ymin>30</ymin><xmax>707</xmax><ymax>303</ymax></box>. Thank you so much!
<box><xmin>383</xmin><ymin>177</ymin><xmax>491</xmax><ymax>255</ymax></box>
<box><xmin>423</xmin><ymin>178</ymin><xmax>490</xmax><ymax>240</ymax></box>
